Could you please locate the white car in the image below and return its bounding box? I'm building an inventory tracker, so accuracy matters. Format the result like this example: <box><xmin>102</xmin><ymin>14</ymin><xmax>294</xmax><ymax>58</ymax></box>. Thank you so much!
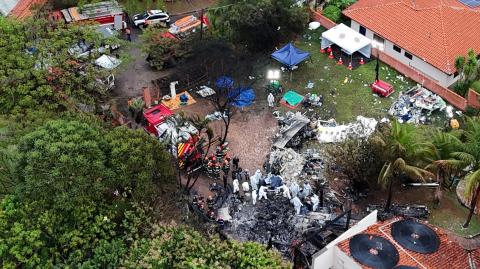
<box><xmin>133</xmin><ymin>10</ymin><xmax>170</xmax><ymax>28</ymax></box>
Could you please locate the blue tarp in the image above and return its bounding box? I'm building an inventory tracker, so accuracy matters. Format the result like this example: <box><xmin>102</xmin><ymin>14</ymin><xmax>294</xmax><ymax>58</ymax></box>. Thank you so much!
<box><xmin>228</xmin><ymin>87</ymin><xmax>255</xmax><ymax>107</ymax></box>
<box><xmin>271</xmin><ymin>43</ymin><xmax>310</xmax><ymax>68</ymax></box>
<box><xmin>215</xmin><ymin>76</ymin><xmax>234</xmax><ymax>89</ymax></box>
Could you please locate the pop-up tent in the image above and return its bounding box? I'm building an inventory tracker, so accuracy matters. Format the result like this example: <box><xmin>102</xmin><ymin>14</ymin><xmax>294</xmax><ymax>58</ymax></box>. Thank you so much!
<box><xmin>321</xmin><ymin>23</ymin><xmax>372</xmax><ymax>58</ymax></box>
<box><xmin>271</xmin><ymin>43</ymin><xmax>310</xmax><ymax>68</ymax></box>
<box><xmin>228</xmin><ymin>87</ymin><xmax>255</xmax><ymax>107</ymax></box>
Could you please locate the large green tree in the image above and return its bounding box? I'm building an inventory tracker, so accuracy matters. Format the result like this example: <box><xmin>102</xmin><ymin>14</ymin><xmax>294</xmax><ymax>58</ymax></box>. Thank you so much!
<box><xmin>371</xmin><ymin>121</ymin><xmax>433</xmax><ymax>212</ymax></box>
<box><xmin>0</xmin><ymin>16</ymin><xmax>123</xmax><ymax>114</ymax></box>
<box><xmin>209</xmin><ymin>0</ymin><xmax>309</xmax><ymax>51</ymax></box>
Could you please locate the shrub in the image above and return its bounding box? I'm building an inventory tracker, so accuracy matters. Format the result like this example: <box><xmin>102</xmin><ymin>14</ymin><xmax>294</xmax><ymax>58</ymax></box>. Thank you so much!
<box><xmin>323</xmin><ymin>5</ymin><xmax>342</xmax><ymax>22</ymax></box>
<box><xmin>328</xmin><ymin>0</ymin><xmax>357</xmax><ymax>10</ymax></box>
<box><xmin>453</xmin><ymin>80</ymin><xmax>470</xmax><ymax>97</ymax></box>
<box><xmin>471</xmin><ymin>81</ymin><xmax>480</xmax><ymax>94</ymax></box>
<box><xmin>465</xmin><ymin>106</ymin><xmax>479</xmax><ymax>117</ymax></box>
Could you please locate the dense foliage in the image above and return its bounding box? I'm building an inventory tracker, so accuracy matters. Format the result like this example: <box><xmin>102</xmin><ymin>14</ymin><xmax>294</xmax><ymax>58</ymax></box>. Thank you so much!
<box><xmin>0</xmin><ymin>119</ymin><xmax>289</xmax><ymax>267</ymax></box>
<box><xmin>322</xmin><ymin>5</ymin><xmax>342</xmax><ymax>22</ymax></box>
<box><xmin>141</xmin><ymin>27</ymin><xmax>193</xmax><ymax>70</ymax></box>
<box><xmin>209</xmin><ymin>0</ymin><xmax>308</xmax><ymax>51</ymax></box>
<box><xmin>0</xmin><ymin>17</ymin><xmax>123</xmax><ymax>114</ymax></box>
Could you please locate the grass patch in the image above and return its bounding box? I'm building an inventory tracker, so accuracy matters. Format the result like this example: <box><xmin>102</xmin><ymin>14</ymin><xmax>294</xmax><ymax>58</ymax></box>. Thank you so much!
<box><xmin>429</xmin><ymin>191</ymin><xmax>480</xmax><ymax>237</ymax></box>
<box><xmin>266</xmin><ymin>27</ymin><xmax>415</xmax><ymax>123</ymax></box>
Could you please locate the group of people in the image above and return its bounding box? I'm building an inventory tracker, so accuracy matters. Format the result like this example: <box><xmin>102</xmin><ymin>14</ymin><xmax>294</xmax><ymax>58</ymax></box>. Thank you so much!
<box><xmin>231</xmin><ymin>168</ymin><xmax>320</xmax><ymax>215</ymax></box>
<box><xmin>204</xmin><ymin>143</ymin><xmax>231</xmax><ymax>180</ymax></box>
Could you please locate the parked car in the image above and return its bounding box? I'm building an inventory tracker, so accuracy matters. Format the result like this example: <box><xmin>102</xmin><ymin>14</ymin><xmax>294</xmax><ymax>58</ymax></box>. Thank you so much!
<box><xmin>133</xmin><ymin>10</ymin><xmax>170</xmax><ymax>28</ymax></box>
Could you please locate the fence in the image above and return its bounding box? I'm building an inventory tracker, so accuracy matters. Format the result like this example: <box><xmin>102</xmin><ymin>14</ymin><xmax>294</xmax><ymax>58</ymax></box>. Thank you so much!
<box><xmin>310</xmin><ymin>8</ymin><xmax>480</xmax><ymax>111</ymax></box>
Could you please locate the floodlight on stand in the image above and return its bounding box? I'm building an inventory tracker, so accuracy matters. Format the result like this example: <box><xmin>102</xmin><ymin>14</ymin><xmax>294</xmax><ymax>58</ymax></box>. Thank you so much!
<box><xmin>267</xmin><ymin>69</ymin><xmax>281</xmax><ymax>81</ymax></box>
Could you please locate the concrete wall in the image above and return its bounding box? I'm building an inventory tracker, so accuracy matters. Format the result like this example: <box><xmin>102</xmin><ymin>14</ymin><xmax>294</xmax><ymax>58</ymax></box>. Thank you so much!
<box><xmin>333</xmin><ymin>246</ymin><xmax>363</xmax><ymax>269</ymax></box>
<box><xmin>311</xmin><ymin>9</ymin><xmax>337</xmax><ymax>29</ymax></box>
<box><xmin>351</xmin><ymin>20</ymin><xmax>458</xmax><ymax>87</ymax></box>
<box><xmin>311</xmin><ymin>211</ymin><xmax>378</xmax><ymax>269</ymax></box>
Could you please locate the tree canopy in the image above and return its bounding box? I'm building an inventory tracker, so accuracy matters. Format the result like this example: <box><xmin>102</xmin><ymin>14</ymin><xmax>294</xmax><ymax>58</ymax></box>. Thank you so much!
<box><xmin>209</xmin><ymin>0</ymin><xmax>309</xmax><ymax>51</ymax></box>
<box><xmin>0</xmin><ymin>16</ymin><xmax>124</xmax><ymax>115</ymax></box>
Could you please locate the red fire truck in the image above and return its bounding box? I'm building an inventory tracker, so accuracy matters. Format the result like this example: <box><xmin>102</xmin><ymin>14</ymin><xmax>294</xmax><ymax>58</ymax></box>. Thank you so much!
<box><xmin>60</xmin><ymin>1</ymin><xmax>127</xmax><ymax>30</ymax></box>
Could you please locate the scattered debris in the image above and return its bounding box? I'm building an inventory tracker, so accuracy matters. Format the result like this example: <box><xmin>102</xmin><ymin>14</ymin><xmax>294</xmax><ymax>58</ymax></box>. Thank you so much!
<box><xmin>389</xmin><ymin>85</ymin><xmax>447</xmax><ymax>124</ymax></box>
<box><xmin>265</xmin><ymin>148</ymin><xmax>306</xmax><ymax>184</ymax></box>
<box><xmin>272</xmin><ymin>111</ymin><xmax>311</xmax><ymax>148</ymax></box>
<box><xmin>205</xmin><ymin>111</ymin><xmax>228</xmax><ymax>121</ymax></box>
<box><xmin>196</xmin><ymin>85</ymin><xmax>216</xmax><ymax>97</ymax></box>
<box><xmin>316</xmin><ymin>116</ymin><xmax>377</xmax><ymax>143</ymax></box>
<box><xmin>367</xmin><ymin>204</ymin><xmax>430</xmax><ymax>220</ymax></box>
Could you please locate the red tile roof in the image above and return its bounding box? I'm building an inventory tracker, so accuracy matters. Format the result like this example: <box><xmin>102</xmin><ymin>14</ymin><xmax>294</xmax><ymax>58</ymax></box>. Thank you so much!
<box><xmin>337</xmin><ymin>218</ymin><xmax>473</xmax><ymax>269</ymax></box>
<box><xmin>343</xmin><ymin>0</ymin><xmax>480</xmax><ymax>74</ymax></box>
<box><xmin>9</xmin><ymin>0</ymin><xmax>47</xmax><ymax>19</ymax></box>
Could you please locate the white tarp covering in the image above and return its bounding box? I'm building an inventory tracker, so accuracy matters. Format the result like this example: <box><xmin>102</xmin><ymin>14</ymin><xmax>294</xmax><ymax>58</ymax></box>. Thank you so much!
<box><xmin>321</xmin><ymin>23</ymin><xmax>372</xmax><ymax>58</ymax></box>
<box><xmin>95</xmin><ymin>54</ymin><xmax>121</xmax><ymax>70</ymax></box>
<box><xmin>0</xmin><ymin>0</ymin><xmax>19</xmax><ymax>16</ymax></box>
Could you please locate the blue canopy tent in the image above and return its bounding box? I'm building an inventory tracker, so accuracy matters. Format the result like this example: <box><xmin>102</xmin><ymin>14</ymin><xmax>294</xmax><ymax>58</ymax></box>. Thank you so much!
<box><xmin>271</xmin><ymin>43</ymin><xmax>310</xmax><ymax>68</ymax></box>
<box><xmin>215</xmin><ymin>76</ymin><xmax>234</xmax><ymax>89</ymax></box>
<box><xmin>228</xmin><ymin>87</ymin><xmax>255</xmax><ymax>108</ymax></box>
<box><xmin>271</xmin><ymin>43</ymin><xmax>310</xmax><ymax>80</ymax></box>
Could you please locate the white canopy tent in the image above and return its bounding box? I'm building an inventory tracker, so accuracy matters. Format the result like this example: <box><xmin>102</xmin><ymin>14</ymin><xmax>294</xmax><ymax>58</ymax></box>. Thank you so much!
<box><xmin>321</xmin><ymin>23</ymin><xmax>372</xmax><ymax>58</ymax></box>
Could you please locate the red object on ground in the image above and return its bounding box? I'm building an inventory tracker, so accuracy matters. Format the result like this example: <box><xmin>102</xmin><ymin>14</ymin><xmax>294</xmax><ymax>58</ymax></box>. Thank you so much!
<box><xmin>328</xmin><ymin>51</ymin><xmax>334</xmax><ymax>59</ymax></box>
<box><xmin>359</xmin><ymin>57</ymin><xmax>365</xmax><ymax>65</ymax></box>
<box><xmin>327</xmin><ymin>46</ymin><xmax>332</xmax><ymax>53</ymax></box>
<box><xmin>320</xmin><ymin>48</ymin><xmax>325</xmax><ymax>53</ymax></box>
<box><xmin>371</xmin><ymin>79</ymin><xmax>395</xmax><ymax>97</ymax></box>
<box><xmin>348</xmin><ymin>62</ymin><xmax>353</xmax><ymax>70</ymax></box>
<box><xmin>337</xmin><ymin>57</ymin><xmax>343</xmax><ymax>65</ymax></box>
<box><xmin>143</xmin><ymin>104</ymin><xmax>173</xmax><ymax>136</ymax></box>
<box><xmin>161</xmin><ymin>32</ymin><xmax>180</xmax><ymax>40</ymax></box>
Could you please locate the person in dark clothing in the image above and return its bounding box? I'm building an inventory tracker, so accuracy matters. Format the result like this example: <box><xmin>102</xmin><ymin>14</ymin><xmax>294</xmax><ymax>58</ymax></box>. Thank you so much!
<box><xmin>223</xmin><ymin>174</ymin><xmax>228</xmax><ymax>189</ymax></box>
<box><xmin>232</xmin><ymin>156</ymin><xmax>239</xmax><ymax>171</ymax></box>
<box><xmin>126</xmin><ymin>28</ymin><xmax>132</xmax><ymax>42</ymax></box>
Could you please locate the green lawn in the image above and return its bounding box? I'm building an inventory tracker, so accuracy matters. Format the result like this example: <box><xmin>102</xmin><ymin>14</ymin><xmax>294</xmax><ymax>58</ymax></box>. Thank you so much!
<box><xmin>429</xmin><ymin>191</ymin><xmax>480</xmax><ymax>237</ymax></box>
<box><xmin>267</xmin><ymin>28</ymin><xmax>416</xmax><ymax>123</ymax></box>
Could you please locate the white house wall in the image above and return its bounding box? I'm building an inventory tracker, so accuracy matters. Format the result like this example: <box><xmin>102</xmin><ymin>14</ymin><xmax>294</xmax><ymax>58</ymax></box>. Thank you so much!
<box><xmin>311</xmin><ymin>211</ymin><xmax>378</xmax><ymax>269</ymax></box>
<box><xmin>350</xmin><ymin>20</ymin><xmax>459</xmax><ymax>87</ymax></box>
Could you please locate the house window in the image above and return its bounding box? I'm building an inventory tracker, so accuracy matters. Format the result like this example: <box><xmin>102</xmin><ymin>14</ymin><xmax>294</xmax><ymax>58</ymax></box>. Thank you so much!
<box><xmin>393</xmin><ymin>45</ymin><xmax>401</xmax><ymax>53</ymax></box>
<box><xmin>359</xmin><ymin>25</ymin><xmax>366</xmax><ymax>36</ymax></box>
<box><xmin>404</xmin><ymin>51</ymin><xmax>413</xmax><ymax>60</ymax></box>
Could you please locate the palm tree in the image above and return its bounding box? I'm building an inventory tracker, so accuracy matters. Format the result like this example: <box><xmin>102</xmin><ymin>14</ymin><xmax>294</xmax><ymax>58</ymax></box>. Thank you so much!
<box><xmin>371</xmin><ymin>120</ymin><xmax>433</xmax><ymax>212</ymax></box>
<box><xmin>423</xmin><ymin>131</ymin><xmax>463</xmax><ymax>206</ymax></box>
<box><xmin>452</xmin><ymin>117</ymin><xmax>480</xmax><ymax>228</ymax></box>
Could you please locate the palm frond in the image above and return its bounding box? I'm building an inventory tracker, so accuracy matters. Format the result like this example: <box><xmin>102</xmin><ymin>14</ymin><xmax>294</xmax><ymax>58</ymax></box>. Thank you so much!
<box><xmin>465</xmin><ymin>168</ymin><xmax>480</xmax><ymax>198</ymax></box>
<box><xmin>450</xmin><ymin>152</ymin><xmax>475</xmax><ymax>164</ymax></box>
<box><xmin>378</xmin><ymin>162</ymin><xmax>392</xmax><ymax>188</ymax></box>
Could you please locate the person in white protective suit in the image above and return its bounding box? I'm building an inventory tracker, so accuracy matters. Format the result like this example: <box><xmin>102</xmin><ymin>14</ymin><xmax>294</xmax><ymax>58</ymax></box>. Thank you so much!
<box><xmin>252</xmin><ymin>190</ymin><xmax>257</xmax><ymax>205</ymax></box>
<box><xmin>311</xmin><ymin>194</ymin><xmax>319</xmax><ymax>211</ymax></box>
<box><xmin>233</xmin><ymin>179</ymin><xmax>239</xmax><ymax>193</ymax></box>
<box><xmin>289</xmin><ymin>182</ymin><xmax>300</xmax><ymax>197</ymax></box>
<box><xmin>267</xmin><ymin>93</ymin><xmax>275</xmax><ymax>107</ymax></box>
<box><xmin>250</xmin><ymin>169</ymin><xmax>261</xmax><ymax>190</ymax></box>
<box><xmin>242</xmin><ymin>181</ymin><xmax>250</xmax><ymax>192</ymax></box>
<box><xmin>300</xmin><ymin>182</ymin><xmax>312</xmax><ymax>198</ymax></box>
<box><xmin>290</xmin><ymin>196</ymin><xmax>303</xmax><ymax>215</ymax></box>
<box><xmin>258</xmin><ymin>185</ymin><xmax>268</xmax><ymax>200</ymax></box>
<box><xmin>276</xmin><ymin>184</ymin><xmax>291</xmax><ymax>199</ymax></box>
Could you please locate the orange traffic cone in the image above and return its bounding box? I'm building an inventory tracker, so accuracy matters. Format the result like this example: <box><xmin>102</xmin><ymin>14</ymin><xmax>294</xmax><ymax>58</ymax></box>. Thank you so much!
<box><xmin>327</xmin><ymin>46</ymin><xmax>332</xmax><ymax>53</ymax></box>
<box><xmin>359</xmin><ymin>57</ymin><xmax>365</xmax><ymax>65</ymax></box>
<box><xmin>328</xmin><ymin>50</ymin><xmax>334</xmax><ymax>59</ymax></box>
<box><xmin>348</xmin><ymin>62</ymin><xmax>353</xmax><ymax>70</ymax></box>
<box><xmin>337</xmin><ymin>57</ymin><xmax>343</xmax><ymax>65</ymax></box>
<box><xmin>320</xmin><ymin>48</ymin><xmax>325</xmax><ymax>53</ymax></box>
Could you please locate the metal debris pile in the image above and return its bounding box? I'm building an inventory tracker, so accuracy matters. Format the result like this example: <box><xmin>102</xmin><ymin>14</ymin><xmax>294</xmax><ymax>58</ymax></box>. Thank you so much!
<box><xmin>272</xmin><ymin>111</ymin><xmax>315</xmax><ymax>149</ymax></box>
<box><xmin>264</xmin><ymin>148</ymin><xmax>306</xmax><ymax>184</ymax></box>
<box><xmin>389</xmin><ymin>85</ymin><xmax>447</xmax><ymax>124</ymax></box>
<box><xmin>316</xmin><ymin>116</ymin><xmax>378</xmax><ymax>143</ymax></box>
<box><xmin>366</xmin><ymin>204</ymin><xmax>430</xmax><ymax>221</ymax></box>
<box><xmin>224</xmin><ymin>194</ymin><xmax>338</xmax><ymax>258</ymax></box>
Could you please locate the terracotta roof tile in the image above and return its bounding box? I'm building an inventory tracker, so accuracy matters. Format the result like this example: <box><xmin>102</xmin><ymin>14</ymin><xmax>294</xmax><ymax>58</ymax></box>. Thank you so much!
<box><xmin>337</xmin><ymin>218</ymin><xmax>472</xmax><ymax>269</ymax></box>
<box><xmin>343</xmin><ymin>0</ymin><xmax>480</xmax><ymax>74</ymax></box>
<box><xmin>9</xmin><ymin>0</ymin><xmax>47</xmax><ymax>19</ymax></box>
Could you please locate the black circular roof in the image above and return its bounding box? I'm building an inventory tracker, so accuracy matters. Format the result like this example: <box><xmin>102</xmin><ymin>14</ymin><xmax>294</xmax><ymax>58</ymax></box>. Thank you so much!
<box><xmin>391</xmin><ymin>219</ymin><xmax>440</xmax><ymax>254</ymax></box>
<box><xmin>349</xmin><ymin>234</ymin><xmax>400</xmax><ymax>269</ymax></box>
